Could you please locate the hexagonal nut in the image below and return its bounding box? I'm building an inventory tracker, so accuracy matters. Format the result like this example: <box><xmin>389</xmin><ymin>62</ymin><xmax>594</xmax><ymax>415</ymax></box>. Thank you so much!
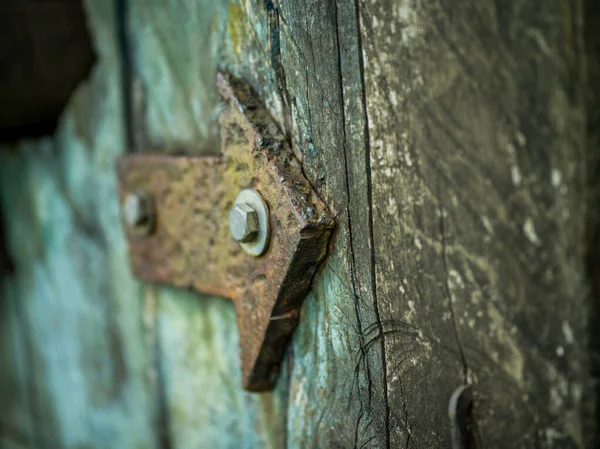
<box><xmin>122</xmin><ymin>192</ymin><xmax>152</xmax><ymax>233</ymax></box>
<box><xmin>229</xmin><ymin>203</ymin><xmax>259</xmax><ymax>243</ymax></box>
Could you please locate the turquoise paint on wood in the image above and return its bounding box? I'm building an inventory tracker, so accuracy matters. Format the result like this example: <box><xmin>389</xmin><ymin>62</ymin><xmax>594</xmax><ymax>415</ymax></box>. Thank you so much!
<box><xmin>129</xmin><ymin>0</ymin><xmax>229</xmax><ymax>150</ymax></box>
<box><xmin>0</xmin><ymin>0</ymin><xmax>289</xmax><ymax>446</ymax></box>
<box><xmin>127</xmin><ymin>0</ymin><xmax>288</xmax><ymax>447</ymax></box>
<box><xmin>0</xmin><ymin>79</ymin><xmax>156</xmax><ymax>449</ymax></box>
<box><xmin>0</xmin><ymin>277</ymin><xmax>34</xmax><ymax>447</ymax></box>
<box><xmin>0</xmin><ymin>0</ymin><xmax>156</xmax><ymax>447</ymax></box>
<box><xmin>155</xmin><ymin>289</ymin><xmax>286</xmax><ymax>449</ymax></box>
<box><xmin>0</xmin><ymin>0</ymin><xmax>385</xmax><ymax>447</ymax></box>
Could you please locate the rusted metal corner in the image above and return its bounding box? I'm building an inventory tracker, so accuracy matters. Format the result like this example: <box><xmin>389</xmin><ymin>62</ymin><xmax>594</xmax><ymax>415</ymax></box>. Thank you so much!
<box><xmin>117</xmin><ymin>73</ymin><xmax>334</xmax><ymax>391</ymax></box>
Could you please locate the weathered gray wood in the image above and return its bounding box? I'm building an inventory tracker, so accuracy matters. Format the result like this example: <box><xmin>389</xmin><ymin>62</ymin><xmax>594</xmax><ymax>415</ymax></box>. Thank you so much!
<box><xmin>2</xmin><ymin>0</ymin><xmax>598</xmax><ymax>447</ymax></box>
<box><xmin>584</xmin><ymin>0</ymin><xmax>600</xmax><ymax>446</ymax></box>
<box><xmin>360</xmin><ymin>0</ymin><xmax>595</xmax><ymax>447</ymax></box>
<box><xmin>277</xmin><ymin>0</ymin><xmax>388</xmax><ymax>446</ymax></box>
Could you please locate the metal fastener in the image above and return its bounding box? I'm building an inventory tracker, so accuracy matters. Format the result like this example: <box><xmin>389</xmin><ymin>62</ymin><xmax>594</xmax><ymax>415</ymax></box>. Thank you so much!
<box><xmin>449</xmin><ymin>385</ymin><xmax>475</xmax><ymax>449</ymax></box>
<box><xmin>229</xmin><ymin>203</ymin><xmax>259</xmax><ymax>242</ymax></box>
<box><xmin>122</xmin><ymin>191</ymin><xmax>153</xmax><ymax>234</ymax></box>
<box><xmin>229</xmin><ymin>189</ymin><xmax>270</xmax><ymax>256</ymax></box>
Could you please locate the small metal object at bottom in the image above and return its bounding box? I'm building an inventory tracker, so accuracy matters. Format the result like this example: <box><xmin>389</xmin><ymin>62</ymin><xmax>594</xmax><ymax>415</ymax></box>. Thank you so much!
<box><xmin>449</xmin><ymin>385</ymin><xmax>475</xmax><ymax>449</ymax></box>
<box><xmin>230</xmin><ymin>189</ymin><xmax>270</xmax><ymax>256</ymax></box>
<box><xmin>122</xmin><ymin>191</ymin><xmax>153</xmax><ymax>235</ymax></box>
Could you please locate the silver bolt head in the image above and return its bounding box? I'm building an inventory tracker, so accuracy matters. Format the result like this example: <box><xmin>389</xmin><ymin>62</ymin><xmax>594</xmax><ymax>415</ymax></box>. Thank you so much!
<box><xmin>229</xmin><ymin>203</ymin><xmax>259</xmax><ymax>243</ymax></box>
<box><xmin>123</xmin><ymin>192</ymin><xmax>151</xmax><ymax>231</ymax></box>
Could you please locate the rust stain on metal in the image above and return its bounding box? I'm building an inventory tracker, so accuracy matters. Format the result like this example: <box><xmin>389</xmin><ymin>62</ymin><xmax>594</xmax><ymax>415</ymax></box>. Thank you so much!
<box><xmin>117</xmin><ymin>73</ymin><xmax>334</xmax><ymax>391</ymax></box>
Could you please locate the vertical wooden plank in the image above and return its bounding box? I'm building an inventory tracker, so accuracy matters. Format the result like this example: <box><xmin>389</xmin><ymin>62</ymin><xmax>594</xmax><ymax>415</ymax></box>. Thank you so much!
<box><xmin>126</xmin><ymin>1</ymin><xmax>288</xmax><ymax>447</ymax></box>
<box><xmin>360</xmin><ymin>0</ymin><xmax>592</xmax><ymax>447</ymax></box>
<box><xmin>584</xmin><ymin>0</ymin><xmax>600</xmax><ymax>446</ymax></box>
<box><xmin>127</xmin><ymin>0</ymin><xmax>227</xmax><ymax>151</ymax></box>
<box><xmin>155</xmin><ymin>289</ymin><xmax>285</xmax><ymax>449</ymax></box>
<box><xmin>276</xmin><ymin>0</ymin><xmax>388</xmax><ymax>446</ymax></box>
<box><xmin>128</xmin><ymin>0</ymin><xmax>390</xmax><ymax>446</ymax></box>
<box><xmin>0</xmin><ymin>279</ymin><xmax>34</xmax><ymax>448</ymax></box>
<box><xmin>0</xmin><ymin>139</ymin><xmax>156</xmax><ymax>448</ymax></box>
<box><xmin>0</xmin><ymin>1</ymin><xmax>157</xmax><ymax>447</ymax></box>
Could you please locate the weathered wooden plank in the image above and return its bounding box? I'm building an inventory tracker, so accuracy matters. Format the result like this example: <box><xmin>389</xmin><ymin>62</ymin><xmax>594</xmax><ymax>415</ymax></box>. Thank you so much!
<box><xmin>0</xmin><ymin>142</ymin><xmax>65</xmax><ymax>448</ymax></box>
<box><xmin>0</xmin><ymin>138</ymin><xmax>157</xmax><ymax>449</ymax></box>
<box><xmin>360</xmin><ymin>0</ymin><xmax>593</xmax><ymax>447</ymax></box>
<box><xmin>0</xmin><ymin>0</ymin><xmax>157</xmax><ymax>447</ymax></box>
<box><xmin>276</xmin><ymin>0</ymin><xmax>388</xmax><ymax>446</ymax></box>
<box><xmin>126</xmin><ymin>1</ymin><xmax>288</xmax><ymax>446</ymax></box>
<box><xmin>155</xmin><ymin>289</ymin><xmax>286</xmax><ymax>449</ymax></box>
<box><xmin>584</xmin><ymin>0</ymin><xmax>600</xmax><ymax>446</ymax></box>
<box><xmin>127</xmin><ymin>0</ymin><xmax>286</xmax><ymax>155</ymax></box>
<box><xmin>0</xmin><ymin>0</ymin><xmax>95</xmax><ymax>140</ymax></box>
<box><xmin>127</xmin><ymin>0</ymin><xmax>227</xmax><ymax>152</ymax></box>
<box><xmin>128</xmin><ymin>0</ymin><xmax>390</xmax><ymax>446</ymax></box>
<box><xmin>5</xmin><ymin>1</ymin><xmax>595</xmax><ymax>447</ymax></box>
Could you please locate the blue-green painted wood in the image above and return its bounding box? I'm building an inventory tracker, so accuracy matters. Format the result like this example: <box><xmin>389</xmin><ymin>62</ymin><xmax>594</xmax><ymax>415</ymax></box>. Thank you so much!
<box><xmin>154</xmin><ymin>289</ymin><xmax>286</xmax><ymax>449</ymax></box>
<box><xmin>0</xmin><ymin>138</ymin><xmax>155</xmax><ymax>448</ymax></box>
<box><xmin>126</xmin><ymin>1</ymin><xmax>387</xmax><ymax>447</ymax></box>
<box><xmin>127</xmin><ymin>1</ymin><xmax>288</xmax><ymax>447</ymax></box>
<box><xmin>128</xmin><ymin>0</ymin><xmax>228</xmax><ymax>149</ymax></box>
<box><xmin>0</xmin><ymin>1</ymin><xmax>156</xmax><ymax>447</ymax></box>
<box><xmin>1</xmin><ymin>1</ymin><xmax>387</xmax><ymax>448</ymax></box>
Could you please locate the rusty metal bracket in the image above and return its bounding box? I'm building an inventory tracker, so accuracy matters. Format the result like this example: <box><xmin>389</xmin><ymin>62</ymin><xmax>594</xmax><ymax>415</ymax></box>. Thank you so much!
<box><xmin>117</xmin><ymin>73</ymin><xmax>334</xmax><ymax>391</ymax></box>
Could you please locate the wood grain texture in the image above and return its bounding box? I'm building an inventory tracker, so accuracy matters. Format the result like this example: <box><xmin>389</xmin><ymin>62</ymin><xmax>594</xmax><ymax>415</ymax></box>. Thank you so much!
<box><xmin>360</xmin><ymin>0</ymin><xmax>594</xmax><ymax>447</ymax></box>
<box><xmin>276</xmin><ymin>0</ymin><xmax>388</xmax><ymax>446</ymax></box>
<box><xmin>129</xmin><ymin>0</ymin><xmax>389</xmax><ymax>446</ymax></box>
<box><xmin>1</xmin><ymin>0</ymin><xmax>597</xmax><ymax>447</ymax></box>
<box><xmin>584</xmin><ymin>0</ymin><xmax>600</xmax><ymax>445</ymax></box>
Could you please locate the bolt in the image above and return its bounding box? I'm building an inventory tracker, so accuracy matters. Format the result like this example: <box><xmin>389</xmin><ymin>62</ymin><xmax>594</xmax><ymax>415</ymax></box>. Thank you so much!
<box><xmin>229</xmin><ymin>203</ymin><xmax>259</xmax><ymax>243</ymax></box>
<box><xmin>230</xmin><ymin>189</ymin><xmax>270</xmax><ymax>256</ymax></box>
<box><xmin>122</xmin><ymin>192</ymin><xmax>152</xmax><ymax>233</ymax></box>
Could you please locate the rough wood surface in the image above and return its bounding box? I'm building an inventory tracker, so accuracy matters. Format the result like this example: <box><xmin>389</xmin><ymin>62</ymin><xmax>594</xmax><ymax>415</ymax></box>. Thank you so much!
<box><xmin>584</xmin><ymin>1</ymin><xmax>600</xmax><ymax>445</ymax></box>
<box><xmin>1</xmin><ymin>0</ymin><xmax>598</xmax><ymax>448</ymax></box>
<box><xmin>126</xmin><ymin>0</ymin><xmax>288</xmax><ymax>446</ymax></box>
<box><xmin>360</xmin><ymin>0</ymin><xmax>595</xmax><ymax>447</ymax></box>
<box><xmin>127</xmin><ymin>0</ymin><xmax>389</xmax><ymax>447</ymax></box>
<box><xmin>276</xmin><ymin>1</ymin><xmax>389</xmax><ymax>446</ymax></box>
